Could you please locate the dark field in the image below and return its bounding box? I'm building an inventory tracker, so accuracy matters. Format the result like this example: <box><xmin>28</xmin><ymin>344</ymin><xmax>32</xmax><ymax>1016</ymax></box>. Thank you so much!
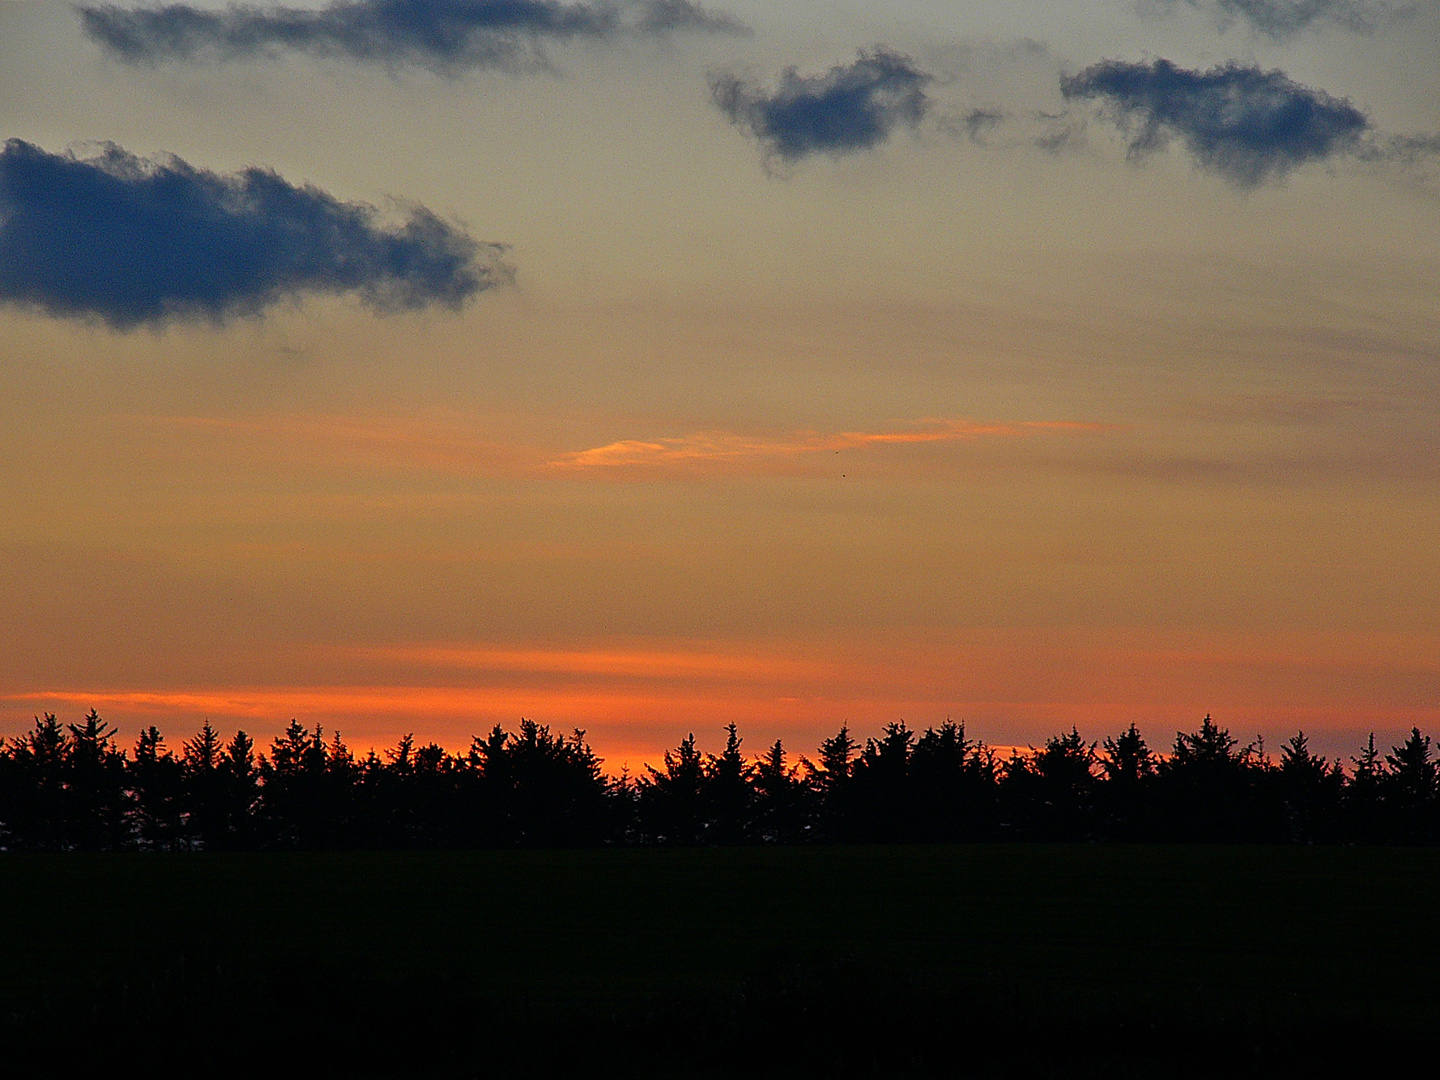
<box><xmin>4</xmin><ymin>845</ymin><xmax>1437</xmax><ymax>1077</ymax></box>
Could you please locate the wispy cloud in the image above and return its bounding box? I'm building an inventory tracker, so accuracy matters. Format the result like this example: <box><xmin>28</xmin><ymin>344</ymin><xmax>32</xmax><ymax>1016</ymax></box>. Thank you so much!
<box><xmin>1372</xmin><ymin>131</ymin><xmax>1440</xmax><ymax>167</ymax></box>
<box><xmin>960</xmin><ymin>107</ymin><xmax>1004</xmax><ymax>143</ymax></box>
<box><xmin>1032</xmin><ymin>109</ymin><xmax>1086</xmax><ymax>154</ymax></box>
<box><xmin>0</xmin><ymin>139</ymin><xmax>505</xmax><ymax>329</ymax></box>
<box><xmin>132</xmin><ymin>412</ymin><xmax>1116</xmax><ymax>485</ymax></box>
<box><xmin>552</xmin><ymin>419</ymin><xmax>1111</xmax><ymax>474</ymax></box>
<box><xmin>1170</xmin><ymin>0</ymin><xmax>1397</xmax><ymax>40</ymax></box>
<box><xmin>1060</xmin><ymin>58</ymin><xmax>1369</xmax><ymax>186</ymax></box>
<box><xmin>79</xmin><ymin>0</ymin><xmax>748</xmax><ymax>74</ymax></box>
<box><xmin>711</xmin><ymin>47</ymin><xmax>932</xmax><ymax>163</ymax></box>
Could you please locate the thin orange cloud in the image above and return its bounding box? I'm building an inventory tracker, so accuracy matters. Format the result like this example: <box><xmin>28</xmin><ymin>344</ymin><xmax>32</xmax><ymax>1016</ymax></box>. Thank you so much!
<box><xmin>551</xmin><ymin>419</ymin><xmax>1112</xmax><ymax>472</ymax></box>
<box><xmin>130</xmin><ymin>412</ymin><xmax>1114</xmax><ymax>484</ymax></box>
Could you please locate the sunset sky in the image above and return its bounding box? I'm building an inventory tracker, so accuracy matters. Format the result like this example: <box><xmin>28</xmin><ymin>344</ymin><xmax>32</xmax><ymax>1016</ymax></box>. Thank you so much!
<box><xmin>2</xmin><ymin>0</ymin><xmax>1438</xmax><ymax>769</ymax></box>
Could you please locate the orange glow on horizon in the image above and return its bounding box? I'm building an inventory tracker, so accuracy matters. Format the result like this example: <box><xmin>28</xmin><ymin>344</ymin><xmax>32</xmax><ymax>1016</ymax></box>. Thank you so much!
<box><xmin>6</xmin><ymin>624</ymin><xmax>1436</xmax><ymax>767</ymax></box>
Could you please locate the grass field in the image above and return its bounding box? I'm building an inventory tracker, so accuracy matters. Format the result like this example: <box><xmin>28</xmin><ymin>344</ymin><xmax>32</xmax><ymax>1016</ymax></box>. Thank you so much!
<box><xmin>3</xmin><ymin>845</ymin><xmax>1437</xmax><ymax>1076</ymax></box>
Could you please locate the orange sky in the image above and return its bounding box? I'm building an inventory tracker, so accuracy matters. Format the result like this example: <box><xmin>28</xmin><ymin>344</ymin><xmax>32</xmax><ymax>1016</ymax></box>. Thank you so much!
<box><xmin>7</xmin><ymin>622</ymin><xmax>1437</xmax><ymax>768</ymax></box>
<box><xmin>2</xmin><ymin>2</ymin><xmax>1438</xmax><ymax>770</ymax></box>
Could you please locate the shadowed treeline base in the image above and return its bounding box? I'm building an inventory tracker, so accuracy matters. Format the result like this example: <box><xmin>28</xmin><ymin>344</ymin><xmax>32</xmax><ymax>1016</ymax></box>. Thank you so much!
<box><xmin>1</xmin><ymin>846</ymin><xmax>1437</xmax><ymax>1077</ymax></box>
<box><xmin>3</xmin><ymin>711</ymin><xmax>1440</xmax><ymax>848</ymax></box>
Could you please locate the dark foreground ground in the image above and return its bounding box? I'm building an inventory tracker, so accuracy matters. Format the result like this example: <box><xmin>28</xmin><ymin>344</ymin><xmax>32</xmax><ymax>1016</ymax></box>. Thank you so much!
<box><xmin>2</xmin><ymin>845</ymin><xmax>1436</xmax><ymax>1077</ymax></box>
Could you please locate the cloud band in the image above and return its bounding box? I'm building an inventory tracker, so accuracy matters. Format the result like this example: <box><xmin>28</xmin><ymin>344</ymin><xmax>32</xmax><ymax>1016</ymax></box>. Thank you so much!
<box><xmin>79</xmin><ymin>0</ymin><xmax>748</xmax><ymax>73</ymax></box>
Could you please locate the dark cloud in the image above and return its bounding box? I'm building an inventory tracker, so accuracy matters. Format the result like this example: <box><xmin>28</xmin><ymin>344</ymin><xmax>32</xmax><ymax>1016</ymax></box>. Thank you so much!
<box><xmin>711</xmin><ymin>48</ymin><xmax>932</xmax><ymax>163</ymax></box>
<box><xmin>1060</xmin><ymin>58</ymin><xmax>1369</xmax><ymax>186</ymax></box>
<box><xmin>79</xmin><ymin>0</ymin><xmax>747</xmax><ymax>73</ymax></box>
<box><xmin>1180</xmin><ymin>0</ymin><xmax>1389</xmax><ymax>39</ymax></box>
<box><xmin>0</xmin><ymin>138</ymin><xmax>506</xmax><ymax>329</ymax></box>
<box><xmin>632</xmin><ymin>0</ymin><xmax>746</xmax><ymax>34</ymax></box>
<box><xmin>961</xmin><ymin>108</ymin><xmax>1004</xmax><ymax>143</ymax></box>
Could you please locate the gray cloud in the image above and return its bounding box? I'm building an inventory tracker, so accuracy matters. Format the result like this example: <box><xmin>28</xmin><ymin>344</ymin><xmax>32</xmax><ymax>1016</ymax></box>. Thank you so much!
<box><xmin>711</xmin><ymin>48</ymin><xmax>932</xmax><ymax>163</ymax></box>
<box><xmin>1033</xmin><ymin>110</ymin><xmax>1085</xmax><ymax>154</ymax></box>
<box><xmin>0</xmin><ymin>138</ymin><xmax>506</xmax><ymax>329</ymax></box>
<box><xmin>1378</xmin><ymin>131</ymin><xmax>1440</xmax><ymax>165</ymax></box>
<box><xmin>961</xmin><ymin>107</ymin><xmax>1004</xmax><ymax>143</ymax></box>
<box><xmin>632</xmin><ymin>0</ymin><xmax>745</xmax><ymax>33</ymax></box>
<box><xmin>1060</xmin><ymin>58</ymin><xmax>1369</xmax><ymax>186</ymax></box>
<box><xmin>1178</xmin><ymin>0</ymin><xmax>1393</xmax><ymax>39</ymax></box>
<box><xmin>79</xmin><ymin>0</ymin><xmax>747</xmax><ymax>74</ymax></box>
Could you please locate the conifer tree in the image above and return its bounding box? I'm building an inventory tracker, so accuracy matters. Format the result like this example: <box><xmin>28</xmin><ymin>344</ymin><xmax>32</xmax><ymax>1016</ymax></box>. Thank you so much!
<box><xmin>1385</xmin><ymin>728</ymin><xmax>1437</xmax><ymax>843</ymax></box>
<box><xmin>753</xmin><ymin>738</ymin><xmax>808</xmax><ymax>843</ymax></box>
<box><xmin>131</xmin><ymin>726</ymin><xmax>184</xmax><ymax>849</ymax></box>
<box><xmin>1099</xmin><ymin>723</ymin><xmax>1155</xmax><ymax>839</ymax></box>
<box><xmin>1277</xmin><ymin>732</ymin><xmax>1342</xmax><ymax>843</ymax></box>
<box><xmin>706</xmin><ymin>723</ymin><xmax>752</xmax><ymax>844</ymax></box>
<box><xmin>640</xmin><ymin>733</ymin><xmax>707</xmax><ymax>844</ymax></box>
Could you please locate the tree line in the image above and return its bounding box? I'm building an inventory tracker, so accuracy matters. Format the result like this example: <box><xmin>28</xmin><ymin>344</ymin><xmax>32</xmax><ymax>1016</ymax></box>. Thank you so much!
<box><xmin>1</xmin><ymin>710</ymin><xmax>1436</xmax><ymax>849</ymax></box>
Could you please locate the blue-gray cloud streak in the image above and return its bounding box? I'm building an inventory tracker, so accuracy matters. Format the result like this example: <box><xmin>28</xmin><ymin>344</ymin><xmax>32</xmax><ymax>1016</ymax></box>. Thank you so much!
<box><xmin>1060</xmin><ymin>58</ymin><xmax>1369</xmax><ymax>186</ymax></box>
<box><xmin>0</xmin><ymin>139</ymin><xmax>506</xmax><ymax>329</ymax></box>
<box><xmin>711</xmin><ymin>48</ymin><xmax>932</xmax><ymax>162</ymax></box>
<box><xmin>1181</xmin><ymin>0</ymin><xmax>1389</xmax><ymax>39</ymax></box>
<box><xmin>79</xmin><ymin>0</ymin><xmax>747</xmax><ymax>73</ymax></box>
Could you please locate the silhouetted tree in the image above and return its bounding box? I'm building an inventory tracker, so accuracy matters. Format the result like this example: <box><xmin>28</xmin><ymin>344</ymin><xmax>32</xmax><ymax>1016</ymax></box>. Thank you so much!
<box><xmin>7</xmin><ymin>711</ymin><xmax>1440</xmax><ymax>850</ymax></box>
<box><xmin>64</xmin><ymin>710</ymin><xmax>130</xmax><ymax>850</ymax></box>
<box><xmin>181</xmin><ymin>721</ymin><xmax>227</xmax><ymax>850</ymax></box>
<box><xmin>217</xmin><ymin>729</ymin><xmax>261</xmax><ymax>849</ymax></box>
<box><xmin>1384</xmin><ymin>728</ymin><xmax>1437</xmax><ymax>843</ymax></box>
<box><xmin>810</xmin><ymin>724</ymin><xmax>858</xmax><ymax>840</ymax></box>
<box><xmin>493</xmin><ymin>721</ymin><xmax>612</xmax><ymax>847</ymax></box>
<box><xmin>131</xmin><ymin>726</ymin><xmax>185</xmax><ymax>849</ymax></box>
<box><xmin>2</xmin><ymin>714</ymin><xmax>69</xmax><ymax>849</ymax></box>
<box><xmin>368</xmin><ymin>731</ymin><xmax>422</xmax><ymax>846</ymax></box>
<box><xmin>1277</xmin><ymin>732</ymin><xmax>1342</xmax><ymax>844</ymax></box>
<box><xmin>326</xmin><ymin>729</ymin><xmax>362</xmax><ymax>843</ymax></box>
<box><xmin>705</xmin><ymin>724</ymin><xmax>752</xmax><ymax>844</ymax></box>
<box><xmin>639</xmin><ymin>733</ymin><xmax>707</xmax><ymax>844</ymax></box>
<box><xmin>909</xmin><ymin>722</ymin><xmax>995</xmax><ymax>841</ymax></box>
<box><xmin>1158</xmin><ymin>716</ymin><xmax>1275</xmax><ymax>842</ymax></box>
<box><xmin>850</xmin><ymin>722</ymin><xmax>914</xmax><ymax>841</ymax></box>
<box><xmin>752</xmin><ymin>739</ymin><xmax>809</xmax><ymax>843</ymax></box>
<box><xmin>1099</xmin><ymin>723</ymin><xmax>1156</xmax><ymax>840</ymax></box>
<box><xmin>1026</xmin><ymin>728</ymin><xmax>1098</xmax><ymax>840</ymax></box>
<box><xmin>996</xmin><ymin>746</ymin><xmax>1051</xmax><ymax>839</ymax></box>
<box><xmin>460</xmin><ymin>725</ymin><xmax>511</xmax><ymax>846</ymax></box>
<box><xmin>1345</xmin><ymin>733</ymin><xmax>1386</xmax><ymax>844</ymax></box>
<box><xmin>261</xmin><ymin>721</ymin><xmax>342</xmax><ymax>848</ymax></box>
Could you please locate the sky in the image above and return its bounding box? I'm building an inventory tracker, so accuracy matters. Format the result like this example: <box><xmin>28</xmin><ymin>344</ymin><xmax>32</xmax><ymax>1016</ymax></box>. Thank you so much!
<box><xmin>1</xmin><ymin>0</ymin><xmax>1438</xmax><ymax>770</ymax></box>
